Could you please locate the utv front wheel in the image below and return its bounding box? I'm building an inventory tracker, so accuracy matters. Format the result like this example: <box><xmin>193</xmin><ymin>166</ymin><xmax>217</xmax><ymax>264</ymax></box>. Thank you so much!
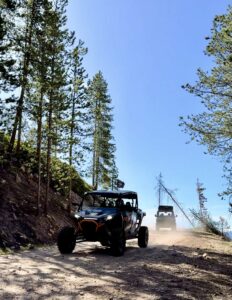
<box><xmin>111</xmin><ymin>234</ymin><xmax>125</xmax><ymax>256</ymax></box>
<box><xmin>57</xmin><ymin>226</ymin><xmax>76</xmax><ymax>254</ymax></box>
<box><xmin>138</xmin><ymin>226</ymin><xmax>149</xmax><ymax>248</ymax></box>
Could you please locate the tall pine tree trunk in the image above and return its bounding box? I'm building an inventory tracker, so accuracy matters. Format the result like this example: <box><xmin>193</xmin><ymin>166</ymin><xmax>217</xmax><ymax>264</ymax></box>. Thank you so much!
<box><xmin>95</xmin><ymin>152</ymin><xmax>100</xmax><ymax>190</ymax></box>
<box><xmin>9</xmin><ymin>89</ymin><xmax>25</xmax><ymax>153</ymax></box>
<box><xmin>37</xmin><ymin>89</ymin><xmax>43</xmax><ymax>215</ymax></box>
<box><xmin>92</xmin><ymin>119</ymin><xmax>97</xmax><ymax>189</ymax></box>
<box><xmin>68</xmin><ymin>92</ymin><xmax>75</xmax><ymax>214</ymax></box>
<box><xmin>93</xmin><ymin>131</ymin><xmax>100</xmax><ymax>190</ymax></box>
<box><xmin>45</xmin><ymin>94</ymin><xmax>52</xmax><ymax>214</ymax></box>
<box><xmin>45</xmin><ymin>52</ymin><xmax>55</xmax><ymax>214</ymax></box>
<box><xmin>8</xmin><ymin>0</ymin><xmax>37</xmax><ymax>153</ymax></box>
<box><xmin>36</xmin><ymin>31</ymin><xmax>46</xmax><ymax>215</ymax></box>
<box><xmin>92</xmin><ymin>148</ymin><xmax>96</xmax><ymax>188</ymax></box>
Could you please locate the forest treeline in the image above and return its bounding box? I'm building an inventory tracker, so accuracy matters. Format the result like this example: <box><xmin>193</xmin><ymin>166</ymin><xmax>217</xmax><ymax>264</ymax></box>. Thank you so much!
<box><xmin>2</xmin><ymin>1</ymin><xmax>232</xmax><ymax>217</ymax></box>
<box><xmin>0</xmin><ymin>0</ymin><xmax>118</xmax><ymax>214</ymax></box>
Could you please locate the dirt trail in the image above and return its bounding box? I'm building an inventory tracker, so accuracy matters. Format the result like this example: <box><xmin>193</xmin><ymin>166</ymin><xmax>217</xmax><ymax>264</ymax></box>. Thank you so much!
<box><xmin>0</xmin><ymin>230</ymin><xmax>232</xmax><ymax>300</ymax></box>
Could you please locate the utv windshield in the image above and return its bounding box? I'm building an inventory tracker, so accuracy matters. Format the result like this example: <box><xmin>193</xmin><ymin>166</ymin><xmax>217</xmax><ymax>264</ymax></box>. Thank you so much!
<box><xmin>82</xmin><ymin>192</ymin><xmax>137</xmax><ymax>210</ymax></box>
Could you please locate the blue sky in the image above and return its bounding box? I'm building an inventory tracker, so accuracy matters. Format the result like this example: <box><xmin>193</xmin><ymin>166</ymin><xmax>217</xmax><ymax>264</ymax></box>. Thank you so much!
<box><xmin>67</xmin><ymin>0</ymin><xmax>232</xmax><ymax>227</ymax></box>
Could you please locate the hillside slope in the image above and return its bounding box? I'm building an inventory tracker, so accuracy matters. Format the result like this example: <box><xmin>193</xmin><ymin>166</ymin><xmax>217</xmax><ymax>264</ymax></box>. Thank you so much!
<box><xmin>0</xmin><ymin>167</ymin><xmax>81</xmax><ymax>250</ymax></box>
<box><xmin>0</xmin><ymin>230</ymin><xmax>231</xmax><ymax>299</ymax></box>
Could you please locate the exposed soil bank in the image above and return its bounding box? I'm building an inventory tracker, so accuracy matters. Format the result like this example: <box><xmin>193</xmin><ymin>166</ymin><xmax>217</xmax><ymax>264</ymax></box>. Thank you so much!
<box><xmin>0</xmin><ymin>168</ymin><xmax>79</xmax><ymax>250</ymax></box>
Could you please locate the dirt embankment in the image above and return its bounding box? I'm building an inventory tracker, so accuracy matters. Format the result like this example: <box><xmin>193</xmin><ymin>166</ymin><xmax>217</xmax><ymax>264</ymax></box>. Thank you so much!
<box><xmin>0</xmin><ymin>168</ymin><xmax>79</xmax><ymax>250</ymax></box>
<box><xmin>0</xmin><ymin>230</ymin><xmax>231</xmax><ymax>300</ymax></box>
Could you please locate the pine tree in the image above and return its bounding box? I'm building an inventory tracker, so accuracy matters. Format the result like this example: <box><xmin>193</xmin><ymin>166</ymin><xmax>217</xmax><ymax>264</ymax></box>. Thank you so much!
<box><xmin>7</xmin><ymin>0</ymin><xmax>43</xmax><ymax>153</ymax></box>
<box><xmin>110</xmin><ymin>157</ymin><xmax>119</xmax><ymax>190</ymax></box>
<box><xmin>0</xmin><ymin>0</ymin><xmax>17</xmax><ymax>92</ymax></box>
<box><xmin>196</xmin><ymin>179</ymin><xmax>208</xmax><ymax>221</ymax></box>
<box><xmin>22</xmin><ymin>0</ymin><xmax>75</xmax><ymax>214</ymax></box>
<box><xmin>26</xmin><ymin>0</ymin><xmax>51</xmax><ymax>214</ymax></box>
<box><xmin>41</xmin><ymin>0</ymin><xmax>75</xmax><ymax>213</ymax></box>
<box><xmin>63</xmin><ymin>40</ymin><xmax>89</xmax><ymax>213</ymax></box>
<box><xmin>87</xmin><ymin>71</ymin><xmax>116</xmax><ymax>189</ymax></box>
<box><xmin>0</xmin><ymin>0</ymin><xmax>19</xmax><ymax>133</ymax></box>
<box><xmin>218</xmin><ymin>216</ymin><xmax>230</xmax><ymax>235</ymax></box>
<box><xmin>180</xmin><ymin>6</ymin><xmax>232</xmax><ymax>200</ymax></box>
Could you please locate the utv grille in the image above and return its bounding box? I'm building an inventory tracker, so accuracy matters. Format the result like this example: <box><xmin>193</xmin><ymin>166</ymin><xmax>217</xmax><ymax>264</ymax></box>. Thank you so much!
<box><xmin>80</xmin><ymin>220</ymin><xmax>98</xmax><ymax>240</ymax></box>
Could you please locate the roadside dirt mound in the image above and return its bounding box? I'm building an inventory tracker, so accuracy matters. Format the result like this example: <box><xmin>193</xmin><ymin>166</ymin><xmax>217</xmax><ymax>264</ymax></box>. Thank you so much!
<box><xmin>0</xmin><ymin>230</ymin><xmax>231</xmax><ymax>299</ymax></box>
<box><xmin>0</xmin><ymin>167</ymin><xmax>79</xmax><ymax>250</ymax></box>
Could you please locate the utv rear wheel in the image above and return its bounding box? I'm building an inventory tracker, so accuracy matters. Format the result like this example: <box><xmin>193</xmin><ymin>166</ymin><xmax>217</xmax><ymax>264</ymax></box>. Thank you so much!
<box><xmin>57</xmin><ymin>226</ymin><xmax>76</xmax><ymax>254</ymax></box>
<box><xmin>111</xmin><ymin>233</ymin><xmax>125</xmax><ymax>256</ymax></box>
<box><xmin>138</xmin><ymin>226</ymin><xmax>149</xmax><ymax>248</ymax></box>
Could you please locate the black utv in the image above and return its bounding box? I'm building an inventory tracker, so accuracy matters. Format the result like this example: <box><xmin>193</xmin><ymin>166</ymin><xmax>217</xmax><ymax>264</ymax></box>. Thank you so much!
<box><xmin>155</xmin><ymin>205</ymin><xmax>177</xmax><ymax>231</ymax></box>
<box><xmin>57</xmin><ymin>190</ymin><xmax>148</xmax><ymax>256</ymax></box>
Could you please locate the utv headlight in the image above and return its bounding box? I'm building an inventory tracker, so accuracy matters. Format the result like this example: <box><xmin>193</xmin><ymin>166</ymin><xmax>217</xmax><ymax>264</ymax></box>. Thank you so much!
<box><xmin>105</xmin><ymin>215</ymin><xmax>113</xmax><ymax>221</ymax></box>
<box><xmin>74</xmin><ymin>213</ymin><xmax>82</xmax><ymax>220</ymax></box>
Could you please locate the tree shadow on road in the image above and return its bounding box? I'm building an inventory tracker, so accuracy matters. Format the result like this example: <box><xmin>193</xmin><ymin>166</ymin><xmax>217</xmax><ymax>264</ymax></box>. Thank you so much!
<box><xmin>0</xmin><ymin>241</ymin><xmax>231</xmax><ymax>300</ymax></box>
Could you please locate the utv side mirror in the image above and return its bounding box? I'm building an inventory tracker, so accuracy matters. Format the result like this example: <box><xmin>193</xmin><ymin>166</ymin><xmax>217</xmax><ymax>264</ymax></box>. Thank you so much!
<box><xmin>155</xmin><ymin>214</ymin><xmax>157</xmax><ymax>217</ymax></box>
<box><xmin>175</xmin><ymin>215</ymin><xmax>178</xmax><ymax>217</ymax></box>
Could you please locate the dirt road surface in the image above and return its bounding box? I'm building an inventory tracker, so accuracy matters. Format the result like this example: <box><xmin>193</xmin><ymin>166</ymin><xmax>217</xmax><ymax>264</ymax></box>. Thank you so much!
<box><xmin>0</xmin><ymin>230</ymin><xmax>232</xmax><ymax>300</ymax></box>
